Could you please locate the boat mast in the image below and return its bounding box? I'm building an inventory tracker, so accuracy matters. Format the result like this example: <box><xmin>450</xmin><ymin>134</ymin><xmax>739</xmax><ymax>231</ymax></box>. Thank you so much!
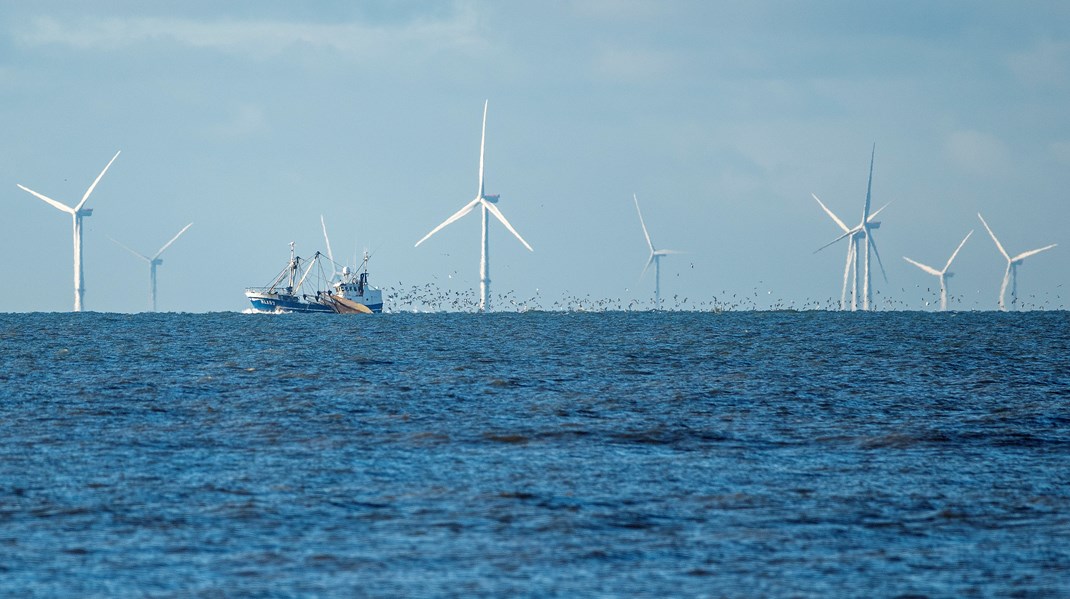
<box><xmin>360</xmin><ymin>250</ymin><xmax>370</xmax><ymax>293</ymax></box>
<box><xmin>287</xmin><ymin>241</ymin><xmax>297</xmax><ymax>292</ymax></box>
<box><xmin>295</xmin><ymin>252</ymin><xmax>321</xmax><ymax>292</ymax></box>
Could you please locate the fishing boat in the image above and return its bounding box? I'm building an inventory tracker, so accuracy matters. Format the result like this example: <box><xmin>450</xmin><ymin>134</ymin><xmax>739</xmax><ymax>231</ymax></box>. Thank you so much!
<box><xmin>244</xmin><ymin>243</ymin><xmax>384</xmax><ymax>314</ymax></box>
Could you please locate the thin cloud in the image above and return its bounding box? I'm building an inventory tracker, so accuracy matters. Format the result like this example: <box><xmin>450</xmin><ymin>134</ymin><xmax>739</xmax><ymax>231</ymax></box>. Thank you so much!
<box><xmin>569</xmin><ymin>0</ymin><xmax>668</xmax><ymax>21</ymax></box>
<box><xmin>15</xmin><ymin>12</ymin><xmax>486</xmax><ymax>62</ymax></box>
<box><xmin>591</xmin><ymin>44</ymin><xmax>678</xmax><ymax>82</ymax></box>
<box><xmin>204</xmin><ymin>104</ymin><xmax>268</xmax><ymax>140</ymax></box>
<box><xmin>944</xmin><ymin>130</ymin><xmax>1010</xmax><ymax>176</ymax></box>
<box><xmin>1006</xmin><ymin>39</ymin><xmax>1070</xmax><ymax>88</ymax></box>
<box><xmin>1049</xmin><ymin>140</ymin><xmax>1070</xmax><ymax>166</ymax></box>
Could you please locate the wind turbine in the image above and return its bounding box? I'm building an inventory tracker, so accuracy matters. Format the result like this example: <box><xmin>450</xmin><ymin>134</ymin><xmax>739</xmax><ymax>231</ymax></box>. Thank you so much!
<box><xmin>633</xmin><ymin>194</ymin><xmax>683</xmax><ymax>310</ymax></box>
<box><xmin>321</xmin><ymin>214</ymin><xmax>341</xmax><ymax>281</ymax></box>
<box><xmin>322</xmin><ymin>214</ymin><xmax>369</xmax><ymax>281</ymax></box>
<box><xmin>415</xmin><ymin>100</ymin><xmax>533</xmax><ymax>312</ymax></box>
<box><xmin>977</xmin><ymin>213</ymin><xmax>1057</xmax><ymax>310</ymax></box>
<box><xmin>811</xmin><ymin>145</ymin><xmax>890</xmax><ymax>310</ymax></box>
<box><xmin>17</xmin><ymin>151</ymin><xmax>121</xmax><ymax>312</ymax></box>
<box><xmin>109</xmin><ymin>223</ymin><xmax>193</xmax><ymax>312</ymax></box>
<box><xmin>902</xmin><ymin>230</ymin><xmax>972</xmax><ymax>311</ymax></box>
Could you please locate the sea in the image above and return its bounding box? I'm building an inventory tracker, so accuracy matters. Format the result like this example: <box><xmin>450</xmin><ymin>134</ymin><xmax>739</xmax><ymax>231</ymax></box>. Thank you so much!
<box><xmin>0</xmin><ymin>310</ymin><xmax>1068</xmax><ymax>597</ymax></box>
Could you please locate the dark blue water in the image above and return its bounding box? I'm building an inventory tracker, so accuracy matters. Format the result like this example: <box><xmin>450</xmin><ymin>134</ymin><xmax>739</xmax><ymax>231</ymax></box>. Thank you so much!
<box><xmin>1</xmin><ymin>311</ymin><xmax>1068</xmax><ymax>596</ymax></box>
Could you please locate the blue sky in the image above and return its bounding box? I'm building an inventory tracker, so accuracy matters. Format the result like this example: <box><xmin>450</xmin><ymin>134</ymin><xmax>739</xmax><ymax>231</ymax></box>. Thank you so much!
<box><xmin>1</xmin><ymin>1</ymin><xmax>1067</xmax><ymax>312</ymax></box>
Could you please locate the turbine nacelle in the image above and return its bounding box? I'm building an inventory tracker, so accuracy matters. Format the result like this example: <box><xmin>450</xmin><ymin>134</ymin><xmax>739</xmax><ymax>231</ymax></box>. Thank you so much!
<box><xmin>483</xmin><ymin>194</ymin><xmax>500</xmax><ymax>204</ymax></box>
<box><xmin>80</xmin><ymin>208</ymin><xmax>94</xmax><ymax>217</ymax></box>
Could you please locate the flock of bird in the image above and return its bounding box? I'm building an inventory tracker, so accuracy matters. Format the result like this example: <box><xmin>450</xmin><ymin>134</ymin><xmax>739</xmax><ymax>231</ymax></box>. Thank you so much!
<box><xmin>13</xmin><ymin>102</ymin><xmax>1061</xmax><ymax>313</ymax></box>
<box><xmin>380</xmin><ymin>283</ymin><xmax>1063</xmax><ymax>314</ymax></box>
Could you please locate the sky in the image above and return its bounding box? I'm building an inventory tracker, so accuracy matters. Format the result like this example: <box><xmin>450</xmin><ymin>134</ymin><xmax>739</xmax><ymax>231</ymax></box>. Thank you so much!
<box><xmin>1</xmin><ymin>0</ymin><xmax>1068</xmax><ymax>312</ymax></box>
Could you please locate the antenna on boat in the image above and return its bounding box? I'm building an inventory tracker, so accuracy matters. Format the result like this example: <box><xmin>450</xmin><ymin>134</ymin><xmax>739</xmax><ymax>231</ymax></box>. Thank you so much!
<box><xmin>288</xmin><ymin>241</ymin><xmax>297</xmax><ymax>291</ymax></box>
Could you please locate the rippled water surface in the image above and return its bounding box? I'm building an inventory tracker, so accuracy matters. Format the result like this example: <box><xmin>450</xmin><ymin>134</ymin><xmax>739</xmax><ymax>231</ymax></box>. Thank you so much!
<box><xmin>1</xmin><ymin>311</ymin><xmax>1069</xmax><ymax>596</ymax></box>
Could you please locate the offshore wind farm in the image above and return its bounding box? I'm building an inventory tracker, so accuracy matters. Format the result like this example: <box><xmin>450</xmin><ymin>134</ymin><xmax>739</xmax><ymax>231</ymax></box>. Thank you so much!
<box><xmin>2</xmin><ymin>4</ymin><xmax>1068</xmax><ymax>313</ymax></box>
<box><xmin>5</xmin><ymin>121</ymin><xmax>1065</xmax><ymax>313</ymax></box>
<box><xmin>11</xmin><ymin>111</ymin><xmax>1061</xmax><ymax>314</ymax></box>
<box><xmin>2</xmin><ymin>6</ymin><xmax>1069</xmax><ymax>598</ymax></box>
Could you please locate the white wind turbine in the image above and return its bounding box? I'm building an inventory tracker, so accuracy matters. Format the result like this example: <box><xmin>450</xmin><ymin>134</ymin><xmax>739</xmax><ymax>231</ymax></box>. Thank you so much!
<box><xmin>811</xmin><ymin>145</ymin><xmax>890</xmax><ymax>310</ymax></box>
<box><xmin>902</xmin><ymin>230</ymin><xmax>972</xmax><ymax>311</ymax></box>
<box><xmin>109</xmin><ymin>223</ymin><xmax>193</xmax><ymax>312</ymax></box>
<box><xmin>321</xmin><ymin>214</ymin><xmax>340</xmax><ymax>280</ymax></box>
<box><xmin>415</xmin><ymin>100</ymin><xmax>533</xmax><ymax>312</ymax></box>
<box><xmin>17</xmin><ymin>151</ymin><xmax>121</xmax><ymax>312</ymax></box>
<box><xmin>633</xmin><ymin>194</ymin><xmax>683</xmax><ymax>310</ymax></box>
<box><xmin>977</xmin><ymin>213</ymin><xmax>1057</xmax><ymax>311</ymax></box>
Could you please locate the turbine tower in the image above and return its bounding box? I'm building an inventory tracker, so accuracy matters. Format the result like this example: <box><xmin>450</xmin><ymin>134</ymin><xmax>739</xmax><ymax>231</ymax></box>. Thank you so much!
<box><xmin>109</xmin><ymin>223</ymin><xmax>193</xmax><ymax>312</ymax></box>
<box><xmin>903</xmin><ymin>230</ymin><xmax>972</xmax><ymax>311</ymax></box>
<box><xmin>811</xmin><ymin>145</ymin><xmax>890</xmax><ymax>310</ymax></box>
<box><xmin>977</xmin><ymin>213</ymin><xmax>1057</xmax><ymax>310</ymax></box>
<box><xmin>633</xmin><ymin>194</ymin><xmax>683</xmax><ymax>310</ymax></box>
<box><xmin>415</xmin><ymin>100</ymin><xmax>533</xmax><ymax>312</ymax></box>
<box><xmin>17</xmin><ymin>151</ymin><xmax>121</xmax><ymax>312</ymax></box>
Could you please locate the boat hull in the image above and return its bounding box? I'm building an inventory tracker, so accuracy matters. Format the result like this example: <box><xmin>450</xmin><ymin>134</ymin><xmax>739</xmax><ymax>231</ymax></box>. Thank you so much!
<box><xmin>245</xmin><ymin>291</ymin><xmax>334</xmax><ymax>313</ymax></box>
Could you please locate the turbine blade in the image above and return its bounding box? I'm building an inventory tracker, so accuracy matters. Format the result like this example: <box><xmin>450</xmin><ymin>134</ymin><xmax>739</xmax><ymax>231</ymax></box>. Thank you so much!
<box><xmin>811</xmin><ymin>193</ymin><xmax>849</xmax><ymax>232</ymax></box>
<box><xmin>844</xmin><ymin>237</ymin><xmax>856</xmax><ymax>302</ymax></box>
<box><xmin>634</xmin><ymin>194</ymin><xmax>655</xmax><ymax>251</ymax></box>
<box><xmin>16</xmin><ymin>184</ymin><xmax>75</xmax><ymax>214</ymax></box>
<box><xmin>978</xmin><ymin>213</ymin><xmax>1010</xmax><ymax>261</ymax></box>
<box><xmin>861</xmin><ymin>144</ymin><xmax>875</xmax><ymax>222</ymax></box>
<box><xmin>867</xmin><ymin>201</ymin><xmax>891</xmax><ymax>223</ymax></box>
<box><xmin>153</xmin><ymin>222</ymin><xmax>193</xmax><ymax>259</ymax></box>
<box><xmin>640</xmin><ymin>253</ymin><xmax>655</xmax><ymax>279</ymax></box>
<box><xmin>320</xmin><ymin>215</ymin><xmax>335</xmax><ymax>267</ymax></box>
<box><xmin>478</xmin><ymin>100</ymin><xmax>488</xmax><ymax>200</ymax></box>
<box><xmin>999</xmin><ymin>263</ymin><xmax>1011</xmax><ymax>309</ymax></box>
<box><xmin>76</xmin><ymin>150</ymin><xmax>121</xmax><ymax>212</ymax></box>
<box><xmin>655</xmin><ymin>249</ymin><xmax>685</xmax><ymax>256</ymax></box>
<box><xmin>1012</xmin><ymin>243</ymin><xmax>1057</xmax><ymax>263</ymax></box>
<box><xmin>414</xmin><ymin>198</ymin><xmax>480</xmax><ymax>247</ymax></box>
<box><xmin>869</xmin><ymin>234</ymin><xmax>888</xmax><ymax>283</ymax></box>
<box><xmin>943</xmin><ymin>229</ymin><xmax>973</xmax><ymax>272</ymax></box>
<box><xmin>814</xmin><ymin>228</ymin><xmax>856</xmax><ymax>254</ymax></box>
<box><xmin>903</xmin><ymin>256</ymin><xmax>941</xmax><ymax>277</ymax></box>
<box><xmin>484</xmin><ymin>200</ymin><xmax>534</xmax><ymax>251</ymax></box>
<box><xmin>107</xmin><ymin>235</ymin><xmax>150</xmax><ymax>262</ymax></box>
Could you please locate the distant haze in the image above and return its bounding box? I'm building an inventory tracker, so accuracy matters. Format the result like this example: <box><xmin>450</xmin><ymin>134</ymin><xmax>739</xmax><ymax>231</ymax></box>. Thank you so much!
<box><xmin>2</xmin><ymin>2</ymin><xmax>1067</xmax><ymax>312</ymax></box>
